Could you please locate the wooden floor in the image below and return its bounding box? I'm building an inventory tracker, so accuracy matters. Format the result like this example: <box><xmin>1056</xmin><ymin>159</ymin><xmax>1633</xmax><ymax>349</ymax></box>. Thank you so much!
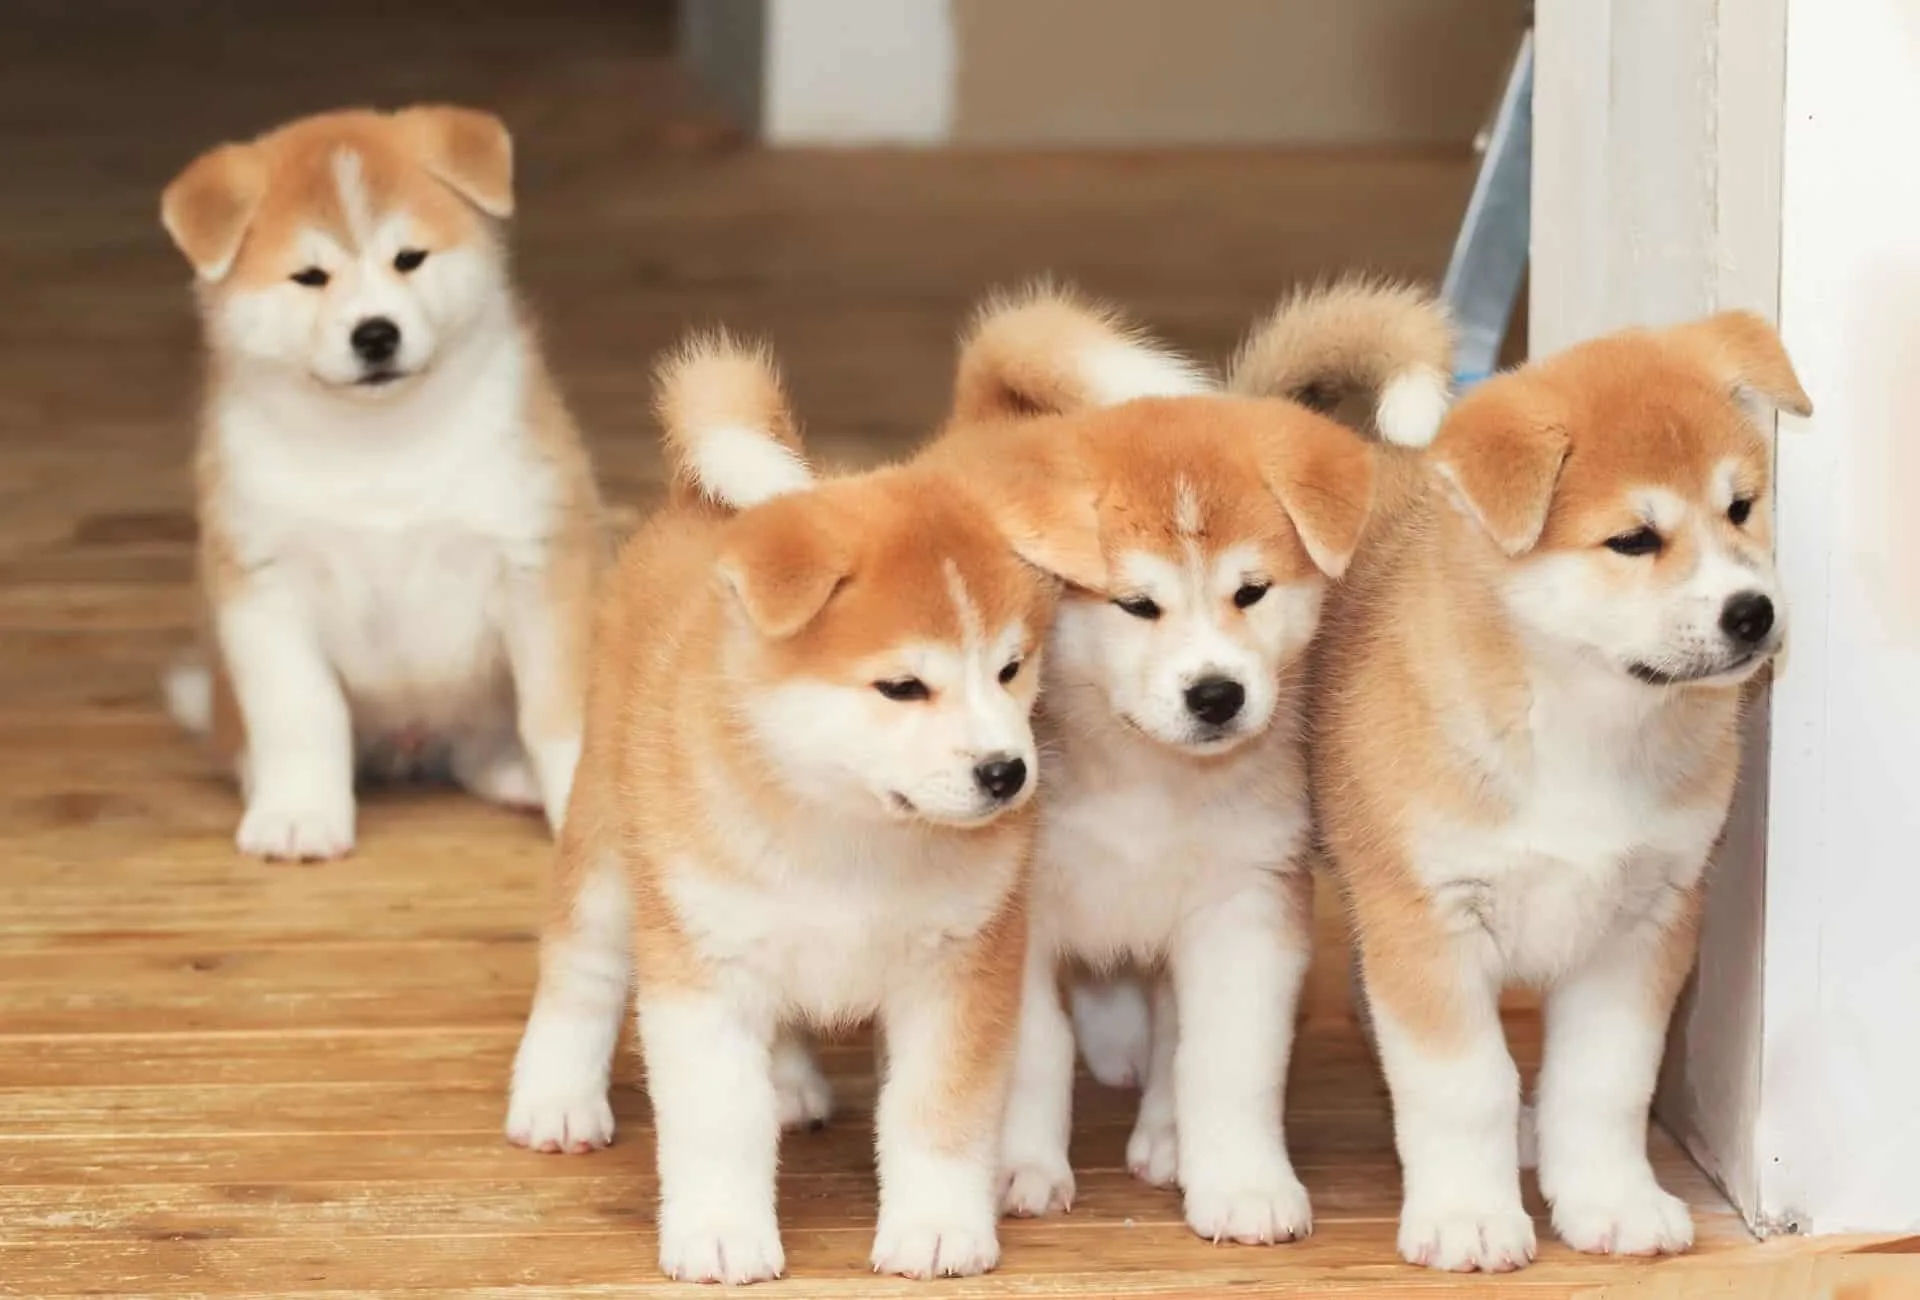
<box><xmin>4</xmin><ymin>2</ymin><xmax>1914</xmax><ymax>1296</ymax></box>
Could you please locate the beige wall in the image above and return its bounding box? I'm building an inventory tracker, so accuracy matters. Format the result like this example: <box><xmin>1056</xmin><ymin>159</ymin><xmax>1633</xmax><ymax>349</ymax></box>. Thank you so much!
<box><xmin>951</xmin><ymin>0</ymin><xmax>1530</xmax><ymax>147</ymax></box>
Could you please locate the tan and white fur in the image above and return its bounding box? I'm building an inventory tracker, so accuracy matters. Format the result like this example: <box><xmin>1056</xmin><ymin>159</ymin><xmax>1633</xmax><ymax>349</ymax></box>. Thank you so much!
<box><xmin>1284</xmin><ymin>313</ymin><xmax>1812</xmax><ymax>1271</ymax></box>
<box><xmin>933</xmin><ymin>283</ymin><xmax>1448</xmax><ymax>1245</ymax></box>
<box><xmin>504</xmin><ymin>335</ymin><xmax>1094</xmax><ymax>1284</ymax></box>
<box><xmin>159</xmin><ymin>106</ymin><xmax>601</xmax><ymax>860</ymax></box>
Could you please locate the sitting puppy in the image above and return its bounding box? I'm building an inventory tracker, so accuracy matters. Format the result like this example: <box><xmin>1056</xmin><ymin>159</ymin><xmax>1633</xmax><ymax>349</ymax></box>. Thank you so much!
<box><xmin>504</xmin><ymin>335</ymin><xmax>1090</xmax><ymax>1283</ymax></box>
<box><xmin>158</xmin><ymin>106</ymin><xmax>602</xmax><ymax>859</ymax></box>
<box><xmin>929</xmin><ymin>282</ymin><xmax>1449</xmax><ymax>1245</ymax></box>
<box><xmin>1287</xmin><ymin>313</ymin><xmax>1810</xmax><ymax>1271</ymax></box>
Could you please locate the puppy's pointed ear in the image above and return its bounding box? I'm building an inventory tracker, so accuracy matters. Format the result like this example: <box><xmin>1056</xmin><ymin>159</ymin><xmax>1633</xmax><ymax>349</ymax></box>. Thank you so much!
<box><xmin>161</xmin><ymin>143</ymin><xmax>265</xmax><ymax>281</ymax></box>
<box><xmin>956</xmin><ymin>429</ymin><xmax>1108</xmax><ymax>591</ymax></box>
<box><xmin>1253</xmin><ymin>403</ymin><xmax>1377</xmax><ymax>579</ymax></box>
<box><xmin>1664</xmin><ymin>310</ymin><xmax>1813</xmax><ymax>417</ymax></box>
<box><xmin>716</xmin><ymin>496</ymin><xmax>849</xmax><ymax>639</ymax></box>
<box><xmin>397</xmin><ymin>105</ymin><xmax>514</xmax><ymax>218</ymax></box>
<box><xmin>1427</xmin><ymin>379</ymin><xmax>1570</xmax><ymax>557</ymax></box>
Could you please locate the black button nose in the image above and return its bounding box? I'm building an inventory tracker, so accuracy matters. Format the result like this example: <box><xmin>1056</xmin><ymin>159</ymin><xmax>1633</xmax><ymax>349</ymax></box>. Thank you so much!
<box><xmin>1183</xmin><ymin>676</ymin><xmax>1246</xmax><ymax>726</ymax></box>
<box><xmin>973</xmin><ymin>755</ymin><xmax>1027</xmax><ymax>802</ymax></box>
<box><xmin>1720</xmin><ymin>592</ymin><xmax>1776</xmax><ymax>645</ymax></box>
<box><xmin>350</xmin><ymin>317</ymin><xmax>401</xmax><ymax>364</ymax></box>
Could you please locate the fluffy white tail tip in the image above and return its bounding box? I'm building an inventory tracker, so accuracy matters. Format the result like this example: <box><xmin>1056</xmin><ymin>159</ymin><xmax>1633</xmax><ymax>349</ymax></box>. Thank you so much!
<box><xmin>1376</xmin><ymin>367</ymin><xmax>1452</xmax><ymax>448</ymax></box>
<box><xmin>690</xmin><ymin>424</ymin><xmax>812</xmax><ymax>511</ymax></box>
<box><xmin>1079</xmin><ymin>342</ymin><xmax>1213</xmax><ymax>406</ymax></box>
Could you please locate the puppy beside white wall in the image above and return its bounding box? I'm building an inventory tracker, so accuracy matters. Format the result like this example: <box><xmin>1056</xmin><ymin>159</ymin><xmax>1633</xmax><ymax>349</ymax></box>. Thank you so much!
<box><xmin>931</xmin><ymin>282</ymin><xmax>1452</xmax><ymax>1246</ymax></box>
<box><xmin>505</xmin><ymin>335</ymin><xmax>1096</xmax><ymax>1283</ymax></box>
<box><xmin>159</xmin><ymin>106</ymin><xmax>603</xmax><ymax>859</ymax></box>
<box><xmin>1280</xmin><ymin>314</ymin><xmax>1811</xmax><ymax>1271</ymax></box>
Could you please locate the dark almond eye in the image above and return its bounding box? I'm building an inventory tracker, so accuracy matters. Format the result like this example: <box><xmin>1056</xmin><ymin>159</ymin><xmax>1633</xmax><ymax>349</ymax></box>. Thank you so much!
<box><xmin>1728</xmin><ymin>497</ymin><xmax>1754</xmax><ymax>526</ymax></box>
<box><xmin>393</xmin><ymin>249</ymin><xmax>428</xmax><ymax>273</ymax></box>
<box><xmin>874</xmin><ymin>677</ymin><xmax>930</xmax><ymax>702</ymax></box>
<box><xmin>998</xmin><ymin>659</ymin><xmax>1021</xmax><ymax>685</ymax></box>
<box><xmin>1604</xmin><ymin>526</ymin><xmax>1664</xmax><ymax>557</ymax></box>
<box><xmin>1233</xmin><ymin>581</ymin><xmax>1271</xmax><ymax>610</ymax></box>
<box><xmin>290</xmin><ymin>267</ymin><xmax>330</xmax><ymax>288</ymax></box>
<box><xmin>1114</xmin><ymin>596</ymin><xmax>1162</xmax><ymax>620</ymax></box>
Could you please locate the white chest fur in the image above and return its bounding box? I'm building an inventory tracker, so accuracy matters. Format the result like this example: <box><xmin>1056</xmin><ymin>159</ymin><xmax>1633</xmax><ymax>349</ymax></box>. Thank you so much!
<box><xmin>1032</xmin><ymin>709</ymin><xmax>1309</xmax><ymax>967</ymax></box>
<box><xmin>211</xmin><ymin>338</ymin><xmax>556</xmax><ymax>736</ymax></box>
<box><xmin>664</xmin><ymin>813</ymin><xmax>1023</xmax><ymax>1027</ymax></box>
<box><xmin>1414</xmin><ymin>673</ymin><xmax>1732</xmax><ymax>985</ymax></box>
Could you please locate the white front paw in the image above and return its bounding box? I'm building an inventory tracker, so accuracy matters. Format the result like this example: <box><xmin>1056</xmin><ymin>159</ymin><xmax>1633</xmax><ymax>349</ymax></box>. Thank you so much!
<box><xmin>1398</xmin><ymin>1201</ymin><xmax>1537</xmax><ymax>1272</ymax></box>
<box><xmin>1125</xmin><ymin>1114</ymin><xmax>1179</xmax><ymax>1188</ymax></box>
<box><xmin>1184</xmin><ymin>1172</ymin><xmax>1313</xmax><ymax>1245</ymax></box>
<box><xmin>871</xmin><ymin>1214</ymin><xmax>1000</xmax><ymax>1279</ymax></box>
<box><xmin>505</xmin><ymin>1078</ymin><xmax>614</xmax><ymax>1153</ymax></box>
<box><xmin>659</xmin><ymin>1212</ymin><xmax>785</xmax><ymax>1285</ymax></box>
<box><xmin>997</xmin><ymin>1154</ymin><xmax>1075</xmax><ymax>1218</ymax></box>
<box><xmin>236</xmin><ymin>790</ymin><xmax>355</xmax><ymax>861</ymax></box>
<box><xmin>1552</xmin><ymin>1181</ymin><xmax>1693</xmax><ymax>1256</ymax></box>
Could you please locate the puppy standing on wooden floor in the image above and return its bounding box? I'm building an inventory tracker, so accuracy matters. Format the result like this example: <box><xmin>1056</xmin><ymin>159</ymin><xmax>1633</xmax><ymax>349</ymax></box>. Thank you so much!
<box><xmin>932</xmin><ymin>283</ymin><xmax>1451</xmax><ymax>1245</ymax></box>
<box><xmin>158</xmin><ymin>106</ymin><xmax>602</xmax><ymax>859</ymax></box>
<box><xmin>1271</xmin><ymin>313</ymin><xmax>1811</xmax><ymax>1271</ymax></box>
<box><xmin>505</xmin><ymin>336</ymin><xmax>1094</xmax><ymax>1283</ymax></box>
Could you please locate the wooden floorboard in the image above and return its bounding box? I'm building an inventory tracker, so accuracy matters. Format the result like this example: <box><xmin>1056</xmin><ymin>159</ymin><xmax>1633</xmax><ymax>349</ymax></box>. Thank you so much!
<box><xmin>3</xmin><ymin>0</ymin><xmax>1900</xmax><ymax>1295</ymax></box>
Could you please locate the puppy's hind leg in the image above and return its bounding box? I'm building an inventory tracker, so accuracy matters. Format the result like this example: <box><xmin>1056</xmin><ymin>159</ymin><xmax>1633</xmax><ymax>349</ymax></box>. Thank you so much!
<box><xmin>501</xmin><ymin>542</ymin><xmax>592</xmax><ymax>834</ymax></box>
<box><xmin>450</xmin><ymin>727</ymin><xmax>544</xmax><ymax>813</ymax></box>
<box><xmin>1070</xmin><ymin>974</ymin><xmax>1152</xmax><ymax>1089</ymax></box>
<box><xmin>1124</xmin><ymin>974</ymin><xmax>1180</xmax><ymax>1188</ymax></box>
<box><xmin>771</xmin><ymin>1027</ymin><xmax>834</xmax><ymax>1131</ymax></box>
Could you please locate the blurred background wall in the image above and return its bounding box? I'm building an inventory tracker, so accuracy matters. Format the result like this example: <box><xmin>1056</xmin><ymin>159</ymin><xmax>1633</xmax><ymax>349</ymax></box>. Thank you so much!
<box><xmin>682</xmin><ymin>0</ymin><xmax>1529</xmax><ymax>148</ymax></box>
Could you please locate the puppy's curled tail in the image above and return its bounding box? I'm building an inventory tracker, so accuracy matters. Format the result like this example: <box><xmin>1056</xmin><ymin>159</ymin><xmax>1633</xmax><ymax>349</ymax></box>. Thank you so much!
<box><xmin>952</xmin><ymin>280</ymin><xmax>1213</xmax><ymax>424</ymax></box>
<box><xmin>654</xmin><ymin>331</ymin><xmax>813</xmax><ymax>512</ymax></box>
<box><xmin>162</xmin><ymin>656</ymin><xmax>213</xmax><ymax>735</ymax></box>
<box><xmin>1227</xmin><ymin>277</ymin><xmax>1455</xmax><ymax>448</ymax></box>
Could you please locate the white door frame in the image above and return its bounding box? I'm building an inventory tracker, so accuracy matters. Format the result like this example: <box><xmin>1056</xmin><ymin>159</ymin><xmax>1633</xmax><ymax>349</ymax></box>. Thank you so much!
<box><xmin>1533</xmin><ymin>0</ymin><xmax>1920</xmax><ymax>1236</ymax></box>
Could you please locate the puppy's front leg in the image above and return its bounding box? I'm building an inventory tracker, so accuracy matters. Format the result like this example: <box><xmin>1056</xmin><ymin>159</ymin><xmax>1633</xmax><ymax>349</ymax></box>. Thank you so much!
<box><xmin>1169</xmin><ymin>872</ymin><xmax>1313</xmax><ymax>1244</ymax></box>
<box><xmin>638</xmin><ymin>993</ymin><xmax>785</xmax><ymax>1285</ymax></box>
<box><xmin>1361</xmin><ymin>918</ymin><xmax>1535</xmax><ymax>1272</ymax></box>
<box><xmin>995</xmin><ymin>924</ymin><xmax>1077</xmax><ymax>1218</ymax></box>
<box><xmin>217</xmin><ymin>583</ymin><xmax>355</xmax><ymax>861</ymax></box>
<box><xmin>872</xmin><ymin>910</ymin><xmax>1024</xmax><ymax>1279</ymax></box>
<box><xmin>501</xmin><ymin>554</ymin><xmax>590</xmax><ymax>833</ymax></box>
<box><xmin>1535</xmin><ymin>893</ymin><xmax>1702</xmax><ymax>1257</ymax></box>
<box><xmin>507</xmin><ymin>846</ymin><xmax>629</xmax><ymax>1154</ymax></box>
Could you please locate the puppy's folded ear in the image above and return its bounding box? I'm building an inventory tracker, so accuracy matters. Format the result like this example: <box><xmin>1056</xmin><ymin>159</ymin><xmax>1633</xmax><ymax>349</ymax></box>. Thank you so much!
<box><xmin>1664</xmin><ymin>310</ymin><xmax>1814</xmax><ymax>417</ymax></box>
<box><xmin>161</xmin><ymin>143</ymin><xmax>265</xmax><ymax>281</ymax></box>
<box><xmin>950</xmin><ymin>428</ymin><xmax>1108</xmax><ymax>591</ymax></box>
<box><xmin>1427</xmin><ymin>379</ymin><xmax>1570</xmax><ymax>557</ymax></box>
<box><xmin>397</xmin><ymin>105</ymin><xmax>514</xmax><ymax>219</ymax></box>
<box><xmin>1253</xmin><ymin>404</ymin><xmax>1377</xmax><ymax>579</ymax></box>
<box><xmin>716</xmin><ymin>495</ymin><xmax>849</xmax><ymax>639</ymax></box>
